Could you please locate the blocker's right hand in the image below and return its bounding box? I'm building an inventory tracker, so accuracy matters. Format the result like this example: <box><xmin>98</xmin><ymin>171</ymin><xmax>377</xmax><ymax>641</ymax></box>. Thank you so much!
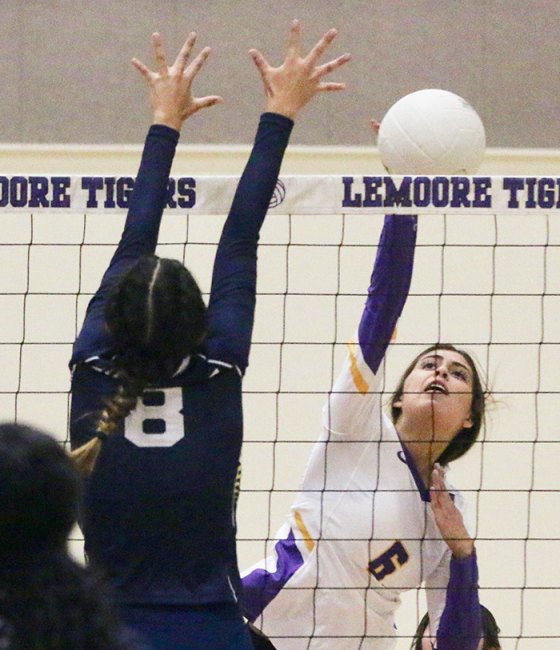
<box><xmin>250</xmin><ymin>19</ymin><xmax>351</xmax><ymax>120</ymax></box>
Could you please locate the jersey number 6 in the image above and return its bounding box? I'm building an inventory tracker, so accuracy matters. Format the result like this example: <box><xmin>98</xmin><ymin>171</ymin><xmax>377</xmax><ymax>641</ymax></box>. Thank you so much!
<box><xmin>368</xmin><ymin>540</ymin><xmax>409</xmax><ymax>581</ymax></box>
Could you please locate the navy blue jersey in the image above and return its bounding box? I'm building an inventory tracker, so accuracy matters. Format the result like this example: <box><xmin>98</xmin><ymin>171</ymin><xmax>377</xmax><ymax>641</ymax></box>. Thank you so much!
<box><xmin>70</xmin><ymin>113</ymin><xmax>294</xmax><ymax>607</ymax></box>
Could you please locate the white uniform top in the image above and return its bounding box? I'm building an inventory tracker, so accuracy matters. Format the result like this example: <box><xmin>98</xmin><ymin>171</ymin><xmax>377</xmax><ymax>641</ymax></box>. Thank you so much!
<box><xmin>241</xmin><ymin>215</ymin><xmax>469</xmax><ymax>649</ymax></box>
<box><xmin>242</xmin><ymin>341</ymin><xmax>466</xmax><ymax>650</ymax></box>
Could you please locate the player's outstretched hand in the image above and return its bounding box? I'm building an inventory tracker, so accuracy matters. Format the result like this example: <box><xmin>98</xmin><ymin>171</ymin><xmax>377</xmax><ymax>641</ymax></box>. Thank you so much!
<box><xmin>430</xmin><ymin>463</ymin><xmax>475</xmax><ymax>560</ymax></box>
<box><xmin>250</xmin><ymin>19</ymin><xmax>351</xmax><ymax>120</ymax></box>
<box><xmin>132</xmin><ymin>32</ymin><xmax>223</xmax><ymax>131</ymax></box>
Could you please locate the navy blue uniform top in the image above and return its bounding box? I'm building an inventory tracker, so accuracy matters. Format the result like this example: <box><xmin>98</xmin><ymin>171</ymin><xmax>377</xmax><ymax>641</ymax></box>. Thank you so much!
<box><xmin>70</xmin><ymin>113</ymin><xmax>294</xmax><ymax>606</ymax></box>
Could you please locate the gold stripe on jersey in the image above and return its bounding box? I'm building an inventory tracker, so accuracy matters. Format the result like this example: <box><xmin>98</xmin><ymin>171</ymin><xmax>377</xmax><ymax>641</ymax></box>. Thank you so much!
<box><xmin>348</xmin><ymin>341</ymin><xmax>369</xmax><ymax>395</ymax></box>
<box><xmin>294</xmin><ymin>510</ymin><xmax>315</xmax><ymax>553</ymax></box>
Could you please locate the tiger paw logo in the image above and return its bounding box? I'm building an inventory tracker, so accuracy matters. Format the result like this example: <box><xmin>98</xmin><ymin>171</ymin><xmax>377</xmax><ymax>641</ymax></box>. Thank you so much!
<box><xmin>269</xmin><ymin>179</ymin><xmax>286</xmax><ymax>208</ymax></box>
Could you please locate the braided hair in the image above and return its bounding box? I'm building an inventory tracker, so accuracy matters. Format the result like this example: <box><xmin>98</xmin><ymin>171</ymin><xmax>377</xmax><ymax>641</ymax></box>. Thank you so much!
<box><xmin>72</xmin><ymin>255</ymin><xmax>207</xmax><ymax>474</ymax></box>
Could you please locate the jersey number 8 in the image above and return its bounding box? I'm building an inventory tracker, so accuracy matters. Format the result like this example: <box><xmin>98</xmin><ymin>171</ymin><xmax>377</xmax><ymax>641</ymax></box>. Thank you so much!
<box><xmin>124</xmin><ymin>387</ymin><xmax>185</xmax><ymax>447</ymax></box>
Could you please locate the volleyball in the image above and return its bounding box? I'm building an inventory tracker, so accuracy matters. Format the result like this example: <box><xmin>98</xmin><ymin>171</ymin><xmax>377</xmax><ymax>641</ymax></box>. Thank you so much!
<box><xmin>377</xmin><ymin>89</ymin><xmax>486</xmax><ymax>175</ymax></box>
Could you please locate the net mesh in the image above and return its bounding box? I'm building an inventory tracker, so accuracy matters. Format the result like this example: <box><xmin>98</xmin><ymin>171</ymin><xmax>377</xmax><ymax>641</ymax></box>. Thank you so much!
<box><xmin>1</xmin><ymin>173</ymin><xmax>559</xmax><ymax>648</ymax></box>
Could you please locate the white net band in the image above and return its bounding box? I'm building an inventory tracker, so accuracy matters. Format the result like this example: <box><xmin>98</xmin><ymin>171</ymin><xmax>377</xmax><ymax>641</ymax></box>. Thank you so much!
<box><xmin>0</xmin><ymin>174</ymin><xmax>559</xmax><ymax>214</ymax></box>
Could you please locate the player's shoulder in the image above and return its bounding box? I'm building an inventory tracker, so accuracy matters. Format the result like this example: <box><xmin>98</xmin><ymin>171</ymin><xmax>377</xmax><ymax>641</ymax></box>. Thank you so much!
<box><xmin>71</xmin><ymin>358</ymin><xmax>119</xmax><ymax>396</ymax></box>
<box><xmin>170</xmin><ymin>353</ymin><xmax>242</xmax><ymax>384</ymax></box>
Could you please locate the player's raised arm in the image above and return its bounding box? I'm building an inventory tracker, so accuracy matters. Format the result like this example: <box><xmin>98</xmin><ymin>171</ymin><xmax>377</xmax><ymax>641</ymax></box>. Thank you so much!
<box><xmin>207</xmin><ymin>20</ymin><xmax>350</xmax><ymax>371</ymax></box>
<box><xmin>122</xmin><ymin>31</ymin><xmax>221</xmax><ymax>248</ymax></box>
<box><xmin>112</xmin><ymin>31</ymin><xmax>222</xmax><ymax>261</ymax></box>
<box><xmin>71</xmin><ymin>32</ymin><xmax>221</xmax><ymax>370</ymax></box>
<box><xmin>323</xmin><ymin>214</ymin><xmax>417</xmax><ymax>439</ymax></box>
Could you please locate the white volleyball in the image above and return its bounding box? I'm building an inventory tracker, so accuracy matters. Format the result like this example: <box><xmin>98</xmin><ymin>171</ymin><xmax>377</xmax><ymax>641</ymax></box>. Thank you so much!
<box><xmin>377</xmin><ymin>89</ymin><xmax>486</xmax><ymax>175</ymax></box>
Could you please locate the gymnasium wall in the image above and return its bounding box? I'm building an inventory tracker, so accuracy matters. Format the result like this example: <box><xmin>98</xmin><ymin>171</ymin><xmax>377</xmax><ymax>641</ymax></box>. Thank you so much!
<box><xmin>1</xmin><ymin>0</ymin><xmax>559</xmax><ymax>148</ymax></box>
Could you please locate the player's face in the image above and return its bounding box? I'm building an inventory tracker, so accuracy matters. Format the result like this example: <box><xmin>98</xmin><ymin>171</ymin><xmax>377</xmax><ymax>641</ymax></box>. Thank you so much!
<box><xmin>394</xmin><ymin>350</ymin><xmax>473</xmax><ymax>444</ymax></box>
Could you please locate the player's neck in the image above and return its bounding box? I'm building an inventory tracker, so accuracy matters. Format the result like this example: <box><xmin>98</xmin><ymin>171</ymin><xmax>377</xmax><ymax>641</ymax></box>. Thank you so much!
<box><xmin>399</xmin><ymin>434</ymin><xmax>446</xmax><ymax>486</ymax></box>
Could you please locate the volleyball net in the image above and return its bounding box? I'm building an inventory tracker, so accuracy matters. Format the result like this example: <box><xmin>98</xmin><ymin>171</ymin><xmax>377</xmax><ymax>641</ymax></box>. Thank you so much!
<box><xmin>1</xmin><ymin>173</ymin><xmax>559</xmax><ymax>648</ymax></box>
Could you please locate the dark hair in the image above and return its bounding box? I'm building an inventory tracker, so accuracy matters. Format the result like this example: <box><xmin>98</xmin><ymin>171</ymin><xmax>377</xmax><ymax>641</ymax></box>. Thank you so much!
<box><xmin>72</xmin><ymin>255</ymin><xmax>207</xmax><ymax>474</ymax></box>
<box><xmin>0</xmin><ymin>422</ymin><xmax>135</xmax><ymax>649</ymax></box>
<box><xmin>0</xmin><ymin>422</ymin><xmax>80</xmax><ymax>553</ymax></box>
<box><xmin>105</xmin><ymin>255</ymin><xmax>207</xmax><ymax>383</ymax></box>
<box><xmin>411</xmin><ymin>605</ymin><xmax>501</xmax><ymax>649</ymax></box>
<box><xmin>390</xmin><ymin>344</ymin><xmax>488</xmax><ymax>466</ymax></box>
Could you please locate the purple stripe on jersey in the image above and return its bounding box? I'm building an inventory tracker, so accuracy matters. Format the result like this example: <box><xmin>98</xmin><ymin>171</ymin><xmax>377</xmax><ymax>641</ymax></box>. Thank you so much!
<box><xmin>397</xmin><ymin>440</ymin><xmax>431</xmax><ymax>502</ymax></box>
<box><xmin>358</xmin><ymin>215</ymin><xmax>417</xmax><ymax>374</ymax></box>
<box><xmin>241</xmin><ymin>529</ymin><xmax>304</xmax><ymax>622</ymax></box>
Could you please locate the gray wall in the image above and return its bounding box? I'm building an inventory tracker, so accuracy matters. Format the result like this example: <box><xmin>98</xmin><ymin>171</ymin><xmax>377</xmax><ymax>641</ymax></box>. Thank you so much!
<box><xmin>1</xmin><ymin>0</ymin><xmax>558</xmax><ymax>147</ymax></box>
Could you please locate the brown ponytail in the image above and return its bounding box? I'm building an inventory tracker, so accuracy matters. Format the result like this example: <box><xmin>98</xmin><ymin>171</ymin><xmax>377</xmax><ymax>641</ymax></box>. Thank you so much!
<box><xmin>71</xmin><ymin>436</ymin><xmax>104</xmax><ymax>476</ymax></box>
<box><xmin>71</xmin><ymin>377</ymin><xmax>143</xmax><ymax>475</ymax></box>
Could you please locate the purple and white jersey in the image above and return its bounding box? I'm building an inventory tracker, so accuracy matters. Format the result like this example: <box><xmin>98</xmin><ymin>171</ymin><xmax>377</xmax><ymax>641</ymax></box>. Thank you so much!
<box><xmin>241</xmin><ymin>216</ymin><xmax>474</xmax><ymax>649</ymax></box>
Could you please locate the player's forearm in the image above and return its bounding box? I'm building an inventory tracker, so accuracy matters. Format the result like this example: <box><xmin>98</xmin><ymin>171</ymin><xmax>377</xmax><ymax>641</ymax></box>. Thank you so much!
<box><xmin>210</xmin><ymin>112</ymin><xmax>293</xmax><ymax>299</ymax></box>
<box><xmin>358</xmin><ymin>214</ymin><xmax>417</xmax><ymax>373</ymax></box>
<box><xmin>206</xmin><ymin>113</ymin><xmax>293</xmax><ymax>368</ymax></box>
<box><xmin>436</xmin><ymin>552</ymin><xmax>482</xmax><ymax>650</ymax></box>
<box><xmin>117</xmin><ymin>124</ymin><xmax>179</xmax><ymax>255</ymax></box>
<box><xmin>71</xmin><ymin>125</ymin><xmax>179</xmax><ymax>362</ymax></box>
<box><xmin>217</xmin><ymin>113</ymin><xmax>293</xmax><ymax>244</ymax></box>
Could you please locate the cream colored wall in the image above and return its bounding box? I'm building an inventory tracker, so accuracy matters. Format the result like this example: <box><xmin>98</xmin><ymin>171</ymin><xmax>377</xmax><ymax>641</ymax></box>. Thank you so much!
<box><xmin>1</xmin><ymin>144</ymin><xmax>560</xmax><ymax>176</ymax></box>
